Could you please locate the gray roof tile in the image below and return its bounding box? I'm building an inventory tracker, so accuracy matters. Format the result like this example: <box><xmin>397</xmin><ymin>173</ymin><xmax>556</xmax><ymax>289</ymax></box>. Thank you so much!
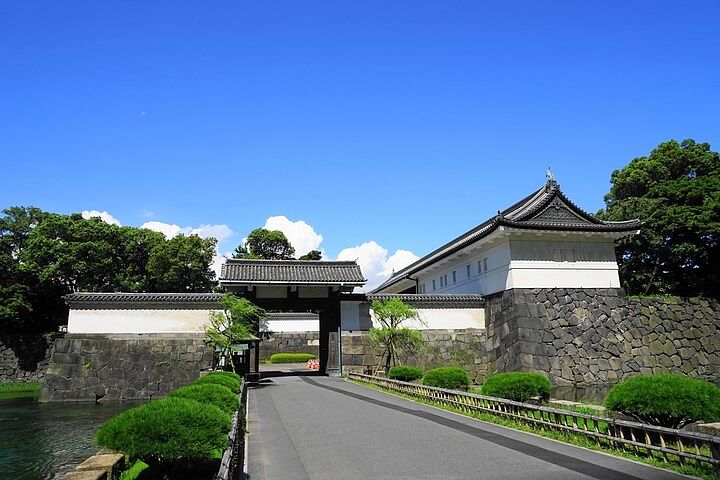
<box><xmin>220</xmin><ymin>259</ymin><xmax>366</xmax><ymax>285</ymax></box>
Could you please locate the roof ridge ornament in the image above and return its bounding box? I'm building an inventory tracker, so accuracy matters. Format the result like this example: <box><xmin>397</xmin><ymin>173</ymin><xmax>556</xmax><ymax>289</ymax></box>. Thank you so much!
<box><xmin>546</xmin><ymin>167</ymin><xmax>556</xmax><ymax>186</ymax></box>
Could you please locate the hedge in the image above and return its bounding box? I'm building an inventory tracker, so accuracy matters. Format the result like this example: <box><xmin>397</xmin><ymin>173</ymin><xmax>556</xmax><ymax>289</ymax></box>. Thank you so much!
<box><xmin>604</xmin><ymin>374</ymin><xmax>720</xmax><ymax>428</ymax></box>
<box><xmin>95</xmin><ymin>397</ymin><xmax>230</xmax><ymax>477</ymax></box>
<box><xmin>269</xmin><ymin>353</ymin><xmax>316</xmax><ymax>364</ymax></box>
<box><xmin>388</xmin><ymin>365</ymin><xmax>423</xmax><ymax>382</ymax></box>
<box><xmin>422</xmin><ymin>367</ymin><xmax>470</xmax><ymax>390</ymax></box>
<box><xmin>170</xmin><ymin>383</ymin><xmax>239</xmax><ymax>415</ymax></box>
<box><xmin>481</xmin><ymin>372</ymin><xmax>551</xmax><ymax>402</ymax></box>
<box><xmin>193</xmin><ymin>373</ymin><xmax>242</xmax><ymax>393</ymax></box>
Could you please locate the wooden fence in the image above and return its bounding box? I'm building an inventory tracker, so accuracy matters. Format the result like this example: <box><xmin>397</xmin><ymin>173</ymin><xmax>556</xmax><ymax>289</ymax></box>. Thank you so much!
<box><xmin>215</xmin><ymin>380</ymin><xmax>248</xmax><ymax>480</ymax></box>
<box><xmin>347</xmin><ymin>372</ymin><xmax>720</xmax><ymax>471</ymax></box>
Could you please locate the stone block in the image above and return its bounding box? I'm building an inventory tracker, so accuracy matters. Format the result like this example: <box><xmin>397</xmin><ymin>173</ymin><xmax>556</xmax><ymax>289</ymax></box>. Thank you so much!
<box><xmin>62</xmin><ymin>471</ymin><xmax>107</xmax><ymax>480</ymax></box>
<box><xmin>75</xmin><ymin>453</ymin><xmax>125</xmax><ymax>479</ymax></box>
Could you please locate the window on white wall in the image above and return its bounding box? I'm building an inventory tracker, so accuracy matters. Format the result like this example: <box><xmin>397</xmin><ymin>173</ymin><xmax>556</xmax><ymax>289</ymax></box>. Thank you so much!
<box><xmin>443</xmin><ymin>274</ymin><xmax>448</xmax><ymax>286</ymax></box>
<box><xmin>483</xmin><ymin>258</ymin><xmax>488</xmax><ymax>272</ymax></box>
<box><xmin>432</xmin><ymin>279</ymin><xmax>436</xmax><ymax>290</ymax></box>
<box><xmin>466</xmin><ymin>264</ymin><xmax>471</xmax><ymax>277</ymax></box>
<box><xmin>452</xmin><ymin>271</ymin><xmax>456</xmax><ymax>283</ymax></box>
<box><xmin>477</xmin><ymin>260</ymin><xmax>482</xmax><ymax>275</ymax></box>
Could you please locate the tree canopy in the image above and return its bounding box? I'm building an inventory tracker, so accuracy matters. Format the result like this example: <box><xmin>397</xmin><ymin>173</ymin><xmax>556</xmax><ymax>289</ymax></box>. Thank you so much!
<box><xmin>232</xmin><ymin>228</ymin><xmax>295</xmax><ymax>260</ymax></box>
<box><xmin>369</xmin><ymin>298</ymin><xmax>424</xmax><ymax>374</ymax></box>
<box><xmin>0</xmin><ymin>206</ymin><xmax>218</xmax><ymax>332</ymax></box>
<box><xmin>598</xmin><ymin>139</ymin><xmax>720</xmax><ymax>297</ymax></box>
<box><xmin>298</xmin><ymin>249</ymin><xmax>322</xmax><ymax>260</ymax></box>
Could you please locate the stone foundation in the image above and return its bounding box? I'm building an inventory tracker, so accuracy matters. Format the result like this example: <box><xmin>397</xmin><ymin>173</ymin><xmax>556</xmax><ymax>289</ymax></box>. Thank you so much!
<box><xmin>41</xmin><ymin>334</ymin><xmax>213</xmax><ymax>402</ymax></box>
<box><xmin>485</xmin><ymin>289</ymin><xmax>720</xmax><ymax>386</ymax></box>
<box><xmin>259</xmin><ymin>332</ymin><xmax>320</xmax><ymax>360</ymax></box>
<box><xmin>342</xmin><ymin>329</ymin><xmax>491</xmax><ymax>384</ymax></box>
<box><xmin>0</xmin><ymin>334</ymin><xmax>59</xmax><ymax>382</ymax></box>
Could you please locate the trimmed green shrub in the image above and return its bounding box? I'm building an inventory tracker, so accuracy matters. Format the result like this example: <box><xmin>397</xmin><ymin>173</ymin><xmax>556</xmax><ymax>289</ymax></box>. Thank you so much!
<box><xmin>422</xmin><ymin>367</ymin><xmax>470</xmax><ymax>390</ymax></box>
<box><xmin>206</xmin><ymin>370</ymin><xmax>242</xmax><ymax>382</ymax></box>
<box><xmin>193</xmin><ymin>373</ymin><xmax>241</xmax><ymax>393</ymax></box>
<box><xmin>170</xmin><ymin>383</ymin><xmax>239</xmax><ymax>415</ymax></box>
<box><xmin>269</xmin><ymin>353</ymin><xmax>316</xmax><ymax>364</ymax></box>
<box><xmin>95</xmin><ymin>397</ymin><xmax>230</xmax><ymax>477</ymax></box>
<box><xmin>481</xmin><ymin>372</ymin><xmax>551</xmax><ymax>403</ymax></box>
<box><xmin>604</xmin><ymin>374</ymin><xmax>720</xmax><ymax>429</ymax></box>
<box><xmin>388</xmin><ymin>365</ymin><xmax>424</xmax><ymax>382</ymax></box>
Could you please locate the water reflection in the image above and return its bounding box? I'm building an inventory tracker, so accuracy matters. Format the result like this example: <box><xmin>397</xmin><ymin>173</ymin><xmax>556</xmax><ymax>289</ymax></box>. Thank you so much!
<box><xmin>0</xmin><ymin>399</ymin><xmax>138</xmax><ymax>480</ymax></box>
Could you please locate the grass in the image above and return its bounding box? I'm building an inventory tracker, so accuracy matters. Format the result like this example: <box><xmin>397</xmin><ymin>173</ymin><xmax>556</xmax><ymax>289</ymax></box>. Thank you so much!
<box><xmin>268</xmin><ymin>353</ymin><xmax>316</xmax><ymax>364</ymax></box>
<box><xmin>0</xmin><ymin>381</ymin><xmax>42</xmax><ymax>400</ymax></box>
<box><xmin>350</xmin><ymin>378</ymin><xmax>720</xmax><ymax>480</ymax></box>
<box><xmin>120</xmin><ymin>460</ymin><xmax>149</xmax><ymax>480</ymax></box>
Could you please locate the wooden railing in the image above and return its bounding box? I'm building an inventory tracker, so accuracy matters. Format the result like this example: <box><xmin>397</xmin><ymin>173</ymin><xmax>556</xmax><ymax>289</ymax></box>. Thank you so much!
<box><xmin>347</xmin><ymin>372</ymin><xmax>720</xmax><ymax>471</ymax></box>
<box><xmin>215</xmin><ymin>381</ymin><xmax>248</xmax><ymax>480</ymax></box>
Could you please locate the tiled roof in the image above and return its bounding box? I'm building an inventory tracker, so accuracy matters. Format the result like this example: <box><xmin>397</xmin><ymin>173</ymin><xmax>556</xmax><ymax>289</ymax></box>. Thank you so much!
<box><xmin>366</xmin><ymin>293</ymin><xmax>485</xmax><ymax>308</ymax></box>
<box><xmin>366</xmin><ymin>294</ymin><xmax>485</xmax><ymax>304</ymax></box>
<box><xmin>220</xmin><ymin>259</ymin><xmax>366</xmax><ymax>285</ymax></box>
<box><xmin>372</xmin><ymin>180</ymin><xmax>641</xmax><ymax>293</ymax></box>
<box><xmin>64</xmin><ymin>292</ymin><xmax>223</xmax><ymax>310</ymax></box>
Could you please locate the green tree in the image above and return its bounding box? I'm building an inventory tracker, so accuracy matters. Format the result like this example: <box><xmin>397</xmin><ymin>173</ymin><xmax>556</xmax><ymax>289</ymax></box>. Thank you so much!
<box><xmin>1</xmin><ymin>208</ymin><xmax>69</xmax><ymax>331</ymax></box>
<box><xmin>369</xmin><ymin>298</ymin><xmax>425</xmax><ymax>374</ymax></box>
<box><xmin>205</xmin><ymin>294</ymin><xmax>265</xmax><ymax>371</ymax></box>
<box><xmin>299</xmin><ymin>249</ymin><xmax>322</xmax><ymax>260</ymax></box>
<box><xmin>146</xmin><ymin>234</ymin><xmax>217</xmax><ymax>292</ymax></box>
<box><xmin>598</xmin><ymin>139</ymin><xmax>720</xmax><ymax>297</ymax></box>
<box><xmin>233</xmin><ymin>228</ymin><xmax>295</xmax><ymax>260</ymax></box>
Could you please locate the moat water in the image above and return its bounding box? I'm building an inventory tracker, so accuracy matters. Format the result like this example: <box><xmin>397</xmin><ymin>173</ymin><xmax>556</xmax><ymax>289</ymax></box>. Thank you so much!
<box><xmin>0</xmin><ymin>398</ymin><xmax>137</xmax><ymax>480</ymax></box>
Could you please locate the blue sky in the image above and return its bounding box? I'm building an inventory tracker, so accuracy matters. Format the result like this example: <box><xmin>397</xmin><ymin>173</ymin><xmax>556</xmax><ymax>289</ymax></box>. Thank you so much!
<box><xmin>1</xmin><ymin>1</ymin><xmax>719</xmax><ymax>288</ymax></box>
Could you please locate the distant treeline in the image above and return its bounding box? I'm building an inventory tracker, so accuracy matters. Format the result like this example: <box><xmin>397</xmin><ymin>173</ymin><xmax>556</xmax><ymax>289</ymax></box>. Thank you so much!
<box><xmin>0</xmin><ymin>207</ymin><xmax>217</xmax><ymax>333</ymax></box>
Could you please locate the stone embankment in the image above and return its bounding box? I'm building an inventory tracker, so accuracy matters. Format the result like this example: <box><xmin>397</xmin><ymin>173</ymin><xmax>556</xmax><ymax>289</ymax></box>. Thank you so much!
<box><xmin>41</xmin><ymin>334</ymin><xmax>213</xmax><ymax>402</ymax></box>
<box><xmin>0</xmin><ymin>334</ymin><xmax>58</xmax><ymax>382</ymax></box>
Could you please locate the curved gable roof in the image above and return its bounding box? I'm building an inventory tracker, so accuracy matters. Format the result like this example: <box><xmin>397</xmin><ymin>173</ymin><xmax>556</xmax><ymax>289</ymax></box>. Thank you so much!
<box><xmin>372</xmin><ymin>180</ymin><xmax>640</xmax><ymax>293</ymax></box>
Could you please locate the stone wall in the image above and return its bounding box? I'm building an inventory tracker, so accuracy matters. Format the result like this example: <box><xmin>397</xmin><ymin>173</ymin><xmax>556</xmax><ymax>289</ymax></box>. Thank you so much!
<box><xmin>0</xmin><ymin>334</ymin><xmax>59</xmax><ymax>382</ymax></box>
<box><xmin>485</xmin><ymin>289</ymin><xmax>720</xmax><ymax>386</ymax></box>
<box><xmin>342</xmin><ymin>329</ymin><xmax>490</xmax><ymax>384</ymax></box>
<box><xmin>41</xmin><ymin>334</ymin><xmax>213</xmax><ymax>402</ymax></box>
<box><xmin>259</xmin><ymin>332</ymin><xmax>320</xmax><ymax>360</ymax></box>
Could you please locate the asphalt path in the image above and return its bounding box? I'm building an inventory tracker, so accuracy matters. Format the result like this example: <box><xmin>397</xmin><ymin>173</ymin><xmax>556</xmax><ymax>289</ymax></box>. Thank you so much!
<box><xmin>246</xmin><ymin>376</ymin><xmax>692</xmax><ymax>480</ymax></box>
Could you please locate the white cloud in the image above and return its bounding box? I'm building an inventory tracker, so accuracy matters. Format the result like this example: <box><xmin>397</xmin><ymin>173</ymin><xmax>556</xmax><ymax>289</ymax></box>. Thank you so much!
<box><xmin>337</xmin><ymin>241</ymin><xmax>418</xmax><ymax>292</ymax></box>
<box><xmin>81</xmin><ymin>210</ymin><xmax>122</xmax><ymax>226</ymax></box>
<box><xmin>263</xmin><ymin>216</ymin><xmax>323</xmax><ymax>257</ymax></box>
<box><xmin>141</xmin><ymin>221</ymin><xmax>234</xmax><ymax>277</ymax></box>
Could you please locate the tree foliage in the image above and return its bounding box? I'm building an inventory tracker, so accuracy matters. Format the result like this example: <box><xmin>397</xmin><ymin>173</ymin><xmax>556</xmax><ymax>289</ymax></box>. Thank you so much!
<box><xmin>299</xmin><ymin>250</ymin><xmax>322</xmax><ymax>260</ymax></box>
<box><xmin>232</xmin><ymin>228</ymin><xmax>295</xmax><ymax>260</ymax></box>
<box><xmin>369</xmin><ymin>298</ymin><xmax>424</xmax><ymax>374</ymax></box>
<box><xmin>0</xmin><ymin>206</ymin><xmax>218</xmax><ymax>332</ymax></box>
<box><xmin>205</xmin><ymin>294</ymin><xmax>266</xmax><ymax>371</ymax></box>
<box><xmin>598</xmin><ymin>139</ymin><xmax>720</xmax><ymax>297</ymax></box>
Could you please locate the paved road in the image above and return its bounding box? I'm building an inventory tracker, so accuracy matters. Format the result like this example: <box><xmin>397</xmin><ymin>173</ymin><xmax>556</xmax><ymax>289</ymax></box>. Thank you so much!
<box><xmin>247</xmin><ymin>376</ymin><xmax>691</xmax><ymax>480</ymax></box>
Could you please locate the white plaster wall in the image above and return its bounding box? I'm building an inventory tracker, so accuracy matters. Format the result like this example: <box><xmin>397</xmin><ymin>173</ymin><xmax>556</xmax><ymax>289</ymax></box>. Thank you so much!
<box><xmin>507</xmin><ymin>237</ymin><xmax>621</xmax><ymax>289</ymax></box>
<box><xmin>68</xmin><ymin>309</ymin><xmax>216</xmax><ymax>334</ymax></box>
<box><xmin>416</xmin><ymin>240</ymin><xmax>511</xmax><ymax>296</ymax></box>
<box><xmin>264</xmin><ymin>319</ymin><xmax>319</xmax><ymax>332</ymax></box>
<box><xmin>370</xmin><ymin>307</ymin><xmax>485</xmax><ymax>330</ymax></box>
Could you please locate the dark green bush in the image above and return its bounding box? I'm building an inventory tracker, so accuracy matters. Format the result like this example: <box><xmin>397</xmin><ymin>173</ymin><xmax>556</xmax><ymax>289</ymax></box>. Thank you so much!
<box><xmin>481</xmin><ymin>372</ymin><xmax>551</xmax><ymax>402</ymax></box>
<box><xmin>170</xmin><ymin>383</ymin><xmax>239</xmax><ymax>415</ymax></box>
<box><xmin>422</xmin><ymin>367</ymin><xmax>470</xmax><ymax>390</ymax></box>
<box><xmin>193</xmin><ymin>373</ymin><xmax>241</xmax><ymax>393</ymax></box>
<box><xmin>95</xmin><ymin>397</ymin><xmax>230</xmax><ymax>477</ymax></box>
<box><xmin>604</xmin><ymin>374</ymin><xmax>720</xmax><ymax>428</ymax></box>
<box><xmin>269</xmin><ymin>353</ymin><xmax>316</xmax><ymax>364</ymax></box>
<box><xmin>388</xmin><ymin>365</ymin><xmax>424</xmax><ymax>382</ymax></box>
